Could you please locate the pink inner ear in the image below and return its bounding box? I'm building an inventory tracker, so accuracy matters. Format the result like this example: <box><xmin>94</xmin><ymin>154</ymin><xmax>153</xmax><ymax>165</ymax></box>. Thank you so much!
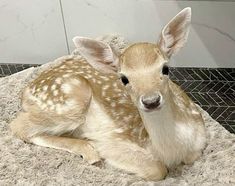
<box><xmin>73</xmin><ymin>37</ymin><xmax>118</xmax><ymax>74</ymax></box>
<box><xmin>158</xmin><ymin>8</ymin><xmax>191</xmax><ymax>58</ymax></box>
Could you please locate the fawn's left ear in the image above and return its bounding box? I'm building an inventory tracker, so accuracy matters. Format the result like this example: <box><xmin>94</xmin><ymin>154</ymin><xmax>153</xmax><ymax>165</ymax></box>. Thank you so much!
<box><xmin>158</xmin><ymin>7</ymin><xmax>191</xmax><ymax>58</ymax></box>
<box><xmin>73</xmin><ymin>37</ymin><xmax>119</xmax><ymax>74</ymax></box>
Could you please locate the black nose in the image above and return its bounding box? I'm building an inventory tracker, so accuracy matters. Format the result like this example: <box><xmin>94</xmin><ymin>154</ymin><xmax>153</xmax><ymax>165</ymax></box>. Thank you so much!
<box><xmin>141</xmin><ymin>95</ymin><xmax>161</xmax><ymax>110</ymax></box>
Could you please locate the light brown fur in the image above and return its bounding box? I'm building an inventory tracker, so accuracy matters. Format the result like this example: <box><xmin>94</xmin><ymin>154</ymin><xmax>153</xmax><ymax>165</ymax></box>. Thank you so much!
<box><xmin>10</xmin><ymin>8</ymin><xmax>206</xmax><ymax>181</ymax></box>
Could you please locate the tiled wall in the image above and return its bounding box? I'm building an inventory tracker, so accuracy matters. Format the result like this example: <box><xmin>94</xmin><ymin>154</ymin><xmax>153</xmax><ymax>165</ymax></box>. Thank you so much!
<box><xmin>0</xmin><ymin>0</ymin><xmax>235</xmax><ymax>68</ymax></box>
<box><xmin>171</xmin><ymin>67</ymin><xmax>235</xmax><ymax>133</ymax></box>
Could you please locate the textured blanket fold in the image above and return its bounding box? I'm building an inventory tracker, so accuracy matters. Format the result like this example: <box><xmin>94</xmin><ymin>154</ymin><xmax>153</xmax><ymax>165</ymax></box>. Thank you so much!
<box><xmin>0</xmin><ymin>35</ymin><xmax>234</xmax><ymax>186</ymax></box>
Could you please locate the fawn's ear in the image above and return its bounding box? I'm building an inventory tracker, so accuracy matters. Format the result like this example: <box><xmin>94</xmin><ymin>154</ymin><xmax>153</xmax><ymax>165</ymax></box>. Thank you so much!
<box><xmin>158</xmin><ymin>7</ymin><xmax>191</xmax><ymax>58</ymax></box>
<box><xmin>73</xmin><ymin>37</ymin><xmax>119</xmax><ymax>74</ymax></box>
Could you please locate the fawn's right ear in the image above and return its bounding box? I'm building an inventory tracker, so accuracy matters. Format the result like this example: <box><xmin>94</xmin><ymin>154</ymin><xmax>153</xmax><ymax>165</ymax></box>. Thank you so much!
<box><xmin>73</xmin><ymin>37</ymin><xmax>119</xmax><ymax>74</ymax></box>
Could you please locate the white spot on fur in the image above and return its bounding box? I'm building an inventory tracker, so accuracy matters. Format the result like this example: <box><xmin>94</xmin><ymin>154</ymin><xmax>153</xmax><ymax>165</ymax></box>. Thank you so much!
<box><xmin>50</xmin><ymin>105</ymin><xmax>55</xmax><ymax>110</ymax></box>
<box><xmin>40</xmin><ymin>103</ymin><xmax>47</xmax><ymax>110</ymax></box>
<box><xmin>105</xmin><ymin>97</ymin><xmax>111</xmax><ymax>101</ymax></box>
<box><xmin>103</xmin><ymin>85</ymin><xmax>110</xmax><ymax>90</ymax></box>
<box><xmin>61</xmin><ymin>83</ymin><xmax>72</xmax><ymax>93</ymax></box>
<box><xmin>63</xmin><ymin>74</ymin><xmax>70</xmax><ymax>78</ymax></box>
<box><xmin>55</xmin><ymin>78</ymin><xmax>62</xmax><ymax>84</ymax></box>
<box><xmin>40</xmin><ymin>93</ymin><xmax>47</xmax><ymax>101</ymax></box>
<box><xmin>100</xmin><ymin>76</ymin><xmax>109</xmax><ymax>81</ymax></box>
<box><xmin>86</xmin><ymin>75</ymin><xmax>92</xmax><ymax>79</ymax></box>
<box><xmin>114</xmin><ymin>128</ymin><xmax>124</xmax><ymax>133</ymax></box>
<box><xmin>51</xmin><ymin>84</ymin><xmax>57</xmax><ymax>90</ymax></box>
<box><xmin>191</xmin><ymin>109</ymin><xmax>199</xmax><ymax>115</ymax></box>
<box><xmin>53</xmin><ymin>90</ymin><xmax>59</xmax><ymax>96</ymax></box>
<box><xmin>43</xmin><ymin>86</ymin><xmax>48</xmax><ymax>91</ymax></box>
<box><xmin>31</xmin><ymin>86</ymin><xmax>36</xmax><ymax>94</ymax></box>
<box><xmin>47</xmin><ymin>100</ymin><xmax>53</xmax><ymax>106</ymax></box>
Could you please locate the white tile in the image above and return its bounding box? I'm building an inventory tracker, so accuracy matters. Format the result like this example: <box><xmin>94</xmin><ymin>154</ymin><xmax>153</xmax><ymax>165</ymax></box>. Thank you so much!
<box><xmin>0</xmin><ymin>0</ymin><xmax>68</xmax><ymax>64</ymax></box>
<box><xmin>62</xmin><ymin>0</ymin><xmax>164</xmax><ymax>51</ymax></box>
<box><xmin>63</xmin><ymin>0</ymin><xmax>235</xmax><ymax>68</ymax></box>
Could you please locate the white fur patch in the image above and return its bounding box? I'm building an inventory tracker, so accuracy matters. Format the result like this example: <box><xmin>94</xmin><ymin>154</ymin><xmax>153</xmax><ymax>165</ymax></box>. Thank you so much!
<box><xmin>47</xmin><ymin>100</ymin><xmax>53</xmax><ymax>106</ymax></box>
<box><xmin>53</xmin><ymin>90</ymin><xmax>59</xmax><ymax>96</ymax></box>
<box><xmin>80</xmin><ymin>99</ymin><xmax>115</xmax><ymax>140</ymax></box>
<box><xmin>63</xmin><ymin>74</ymin><xmax>70</xmax><ymax>78</ymax></box>
<box><xmin>31</xmin><ymin>137</ymin><xmax>49</xmax><ymax>147</ymax></box>
<box><xmin>31</xmin><ymin>86</ymin><xmax>36</xmax><ymax>94</ymax></box>
<box><xmin>65</xmin><ymin>99</ymin><xmax>77</xmax><ymax>107</ymax></box>
<box><xmin>39</xmin><ymin>93</ymin><xmax>47</xmax><ymax>101</ymax></box>
<box><xmin>42</xmin><ymin>86</ymin><xmax>48</xmax><ymax>91</ymax></box>
<box><xmin>102</xmin><ymin>85</ymin><xmax>110</xmax><ymax>90</ymax></box>
<box><xmin>55</xmin><ymin>78</ymin><xmax>62</xmax><ymax>84</ymax></box>
<box><xmin>141</xmin><ymin>103</ymin><xmax>200</xmax><ymax>167</ymax></box>
<box><xmin>61</xmin><ymin>83</ymin><xmax>72</xmax><ymax>94</ymax></box>
<box><xmin>71</xmin><ymin>79</ymin><xmax>81</xmax><ymax>85</ymax></box>
<box><xmin>51</xmin><ymin>84</ymin><xmax>57</xmax><ymax>90</ymax></box>
<box><xmin>175</xmin><ymin>124</ymin><xmax>194</xmax><ymax>142</ymax></box>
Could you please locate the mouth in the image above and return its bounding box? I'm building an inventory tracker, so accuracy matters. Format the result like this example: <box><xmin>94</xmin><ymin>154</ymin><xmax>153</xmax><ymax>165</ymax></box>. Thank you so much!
<box><xmin>142</xmin><ymin>104</ymin><xmax>163</xmax><ymax>112</ymax></box>
<box><xmin>139</xmin><ymin>101</ymin><xmax>163</xmax><ymax>113</ymax></box>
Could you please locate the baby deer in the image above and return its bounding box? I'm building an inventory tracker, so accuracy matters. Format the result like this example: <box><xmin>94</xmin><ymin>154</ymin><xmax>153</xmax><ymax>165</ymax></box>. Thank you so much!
<box><xmin>10</xmin><ymin>8</ymin><xmax>206</xmax><ymax>181</ymax></box>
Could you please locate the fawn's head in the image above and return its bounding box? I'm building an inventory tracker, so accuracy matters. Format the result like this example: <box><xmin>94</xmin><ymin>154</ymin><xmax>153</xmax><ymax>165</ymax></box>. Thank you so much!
<box><xmin>73</xmin><ymin>8</ymin><xmax>191</xmax><ymax>112</ymax></box>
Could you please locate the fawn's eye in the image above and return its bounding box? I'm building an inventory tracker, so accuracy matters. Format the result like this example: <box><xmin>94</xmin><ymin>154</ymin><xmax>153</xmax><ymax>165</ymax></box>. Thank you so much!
<box><xmin>120</xmin><ymin>75</ymin><xmax>129</xmax><ymax>86</ymax></box>
<box><xmin>162</xmin><ymin>65</ymin><xmax>169</xmax><ymax>75</ymax></box>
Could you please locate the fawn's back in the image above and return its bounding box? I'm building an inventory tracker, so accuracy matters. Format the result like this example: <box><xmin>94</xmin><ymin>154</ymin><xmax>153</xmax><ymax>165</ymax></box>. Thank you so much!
<box><xmin>22</xmin><ymin>56</ymin><xmax>148</xmax><ymax>145</ymax></box>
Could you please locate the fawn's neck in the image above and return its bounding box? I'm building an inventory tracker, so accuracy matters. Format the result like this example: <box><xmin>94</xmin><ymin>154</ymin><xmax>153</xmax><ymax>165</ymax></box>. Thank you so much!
<box><xmin>139</xmin><ymin>93</ymin><xmax>178</xmax><ymax>149</ymax></box>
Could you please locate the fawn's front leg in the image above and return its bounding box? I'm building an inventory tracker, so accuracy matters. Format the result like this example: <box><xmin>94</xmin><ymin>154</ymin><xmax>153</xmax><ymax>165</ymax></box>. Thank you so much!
<box><xmin>31</xmin><ymin>136</ymin><xmax>101</xmax><ymax>164</ymax></box>
<box><xmin>99</xmin><ymin>141</ymin><xmax>167</xmax><ymax>181</ymax></box>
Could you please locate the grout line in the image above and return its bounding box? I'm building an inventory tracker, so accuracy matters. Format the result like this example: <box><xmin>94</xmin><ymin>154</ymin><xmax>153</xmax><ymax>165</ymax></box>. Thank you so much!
<box><xmin>174</xmin><ymin>80</ymin><xmax>235</xmax><ymax>83</ymax></box>
<box><xmin>59</xmin><ymin>0</ymin><xmax>70</xmax><ymax>54</ymax></box>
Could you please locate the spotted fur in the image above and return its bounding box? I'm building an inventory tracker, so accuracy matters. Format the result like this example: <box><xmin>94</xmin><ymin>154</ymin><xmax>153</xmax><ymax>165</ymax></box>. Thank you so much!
<box><xmin>10</xmin><ymin>7</ymin><xmax>206</xmax><ymax>181</ymax></box>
